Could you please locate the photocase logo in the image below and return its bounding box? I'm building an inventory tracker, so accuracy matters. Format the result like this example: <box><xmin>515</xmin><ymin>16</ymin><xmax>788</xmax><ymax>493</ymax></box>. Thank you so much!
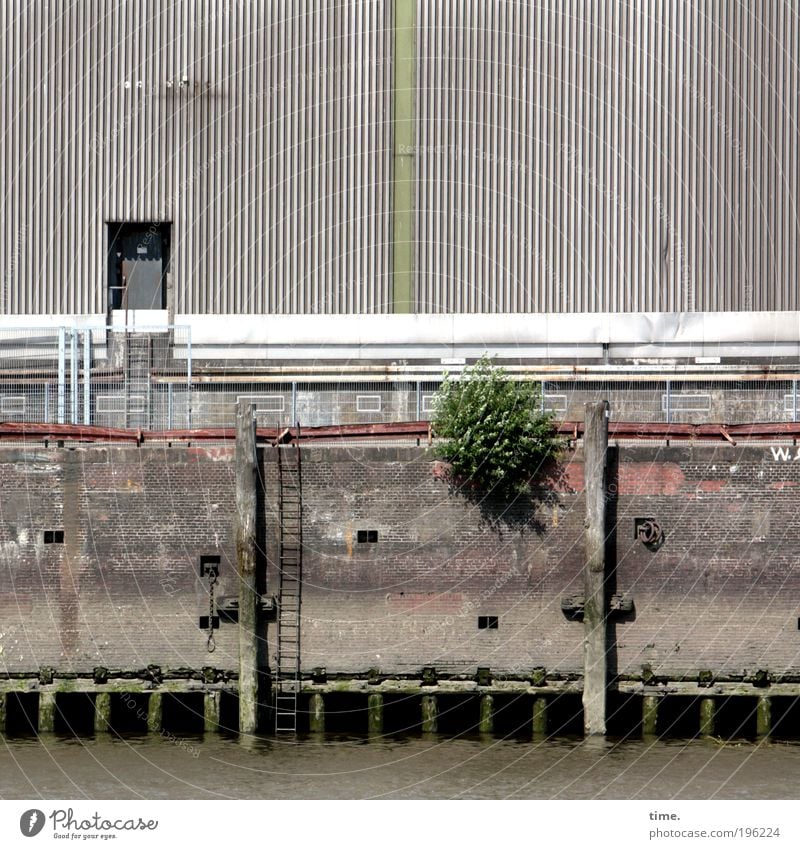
<box><xmin>19</xmin><ymin>809</ymin><xmax>45</xmax><ymax>837</ymax></box>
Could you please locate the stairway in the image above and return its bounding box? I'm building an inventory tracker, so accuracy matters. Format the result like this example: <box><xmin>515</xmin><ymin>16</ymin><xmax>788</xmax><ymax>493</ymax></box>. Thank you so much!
<box><xmin>274</xmin><ymin>441</ymin><xmax>303</xmax><ymax>733</ymax></box>
<box><xmin>124</xmin><ymin>334</ymin><xmax>152</xmax><ymax>428</ymax></box>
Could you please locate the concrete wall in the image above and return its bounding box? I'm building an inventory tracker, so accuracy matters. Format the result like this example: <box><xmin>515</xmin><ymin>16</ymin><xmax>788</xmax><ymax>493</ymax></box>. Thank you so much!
<box><xmin>0</xmin><ymin>442</ymin><xmax>799</xmax><ymax>680</ymax></box>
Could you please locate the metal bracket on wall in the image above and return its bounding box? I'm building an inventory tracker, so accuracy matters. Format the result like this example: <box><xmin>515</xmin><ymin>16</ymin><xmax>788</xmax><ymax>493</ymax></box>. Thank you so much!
<box><xmin>560</xmin><ymin>594</ymin><xmax>635</xmax><ymax>621</ymax></box>
<box><xmin>216</xmin><ymin>594</ymin><xmax>277</xmax><ymax>623</ymax></box>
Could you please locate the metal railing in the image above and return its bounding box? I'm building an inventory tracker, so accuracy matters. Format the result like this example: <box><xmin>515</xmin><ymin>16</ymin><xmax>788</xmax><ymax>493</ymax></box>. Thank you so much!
<box><xmin>0</xmin><ymin>325</ymin><xmax>796</xmax><ymax>429</ymax></box>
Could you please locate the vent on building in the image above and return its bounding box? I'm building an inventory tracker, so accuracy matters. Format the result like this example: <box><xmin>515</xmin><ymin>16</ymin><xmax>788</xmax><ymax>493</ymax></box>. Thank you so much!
<box><xmin>236</xmin><ymin>394</ymin><xmax>286</xmax><ymax>417</ymax></box>
<box><xmin>44</xmin><ymin>530</ymin><xmax>64</xmax><ymax>544</ymax></box>
<box><xmin>661</xmin><ymin>393</ymin><xmax>711</xmax><ymax>413</ymax></box>
<box><xmin>0</xmin><ymin>395</ymin><xmax>25</xmax><ymax>417</ymax></box>
<box><xmin>478</xmin><ymin>616</ymin><xmax>499</xmax><ymax>630</ymax></box>
<box><xmin>356</xmin><ymin>395</ymin><xmax>382</xmax><ymax>413</ymax></box>
<box><xmin>421</xmin><ymin>394</ymin><xmax>440</xmax><ymax>413</ymax></box>
<box><xmin>543</xmin><ymin>394</ymin><xmax>568</xmax><ymax>414</ymax></box>
<box><xmin>357</xmin><ymin>530</ymin><xmax>378</xmax><ymax>543</ymax></box>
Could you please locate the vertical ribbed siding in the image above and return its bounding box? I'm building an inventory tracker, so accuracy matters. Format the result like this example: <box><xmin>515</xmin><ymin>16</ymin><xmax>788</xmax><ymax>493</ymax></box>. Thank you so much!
<box><xmin>0</xmin><ymin>0</ymin><xmax>393</xmax><ymax>314</ymax></box>
<box><xmin>415</xmin><ymin>0</ymin><xmax>800</xmax><ymax>313</ymax></box>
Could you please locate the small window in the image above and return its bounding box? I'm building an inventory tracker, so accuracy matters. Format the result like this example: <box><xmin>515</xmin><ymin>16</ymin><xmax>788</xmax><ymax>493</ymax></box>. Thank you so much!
<box><xmin>44</xmin><ymin>530</ymin><xmax>64</xmax><ymax>544</ymax></box>
<box><xmin>357</xmin><ymin>530</ymin><xmax>379</xmax><ymax>543</ymax></box>
<box><xmin>478</xmin><ymin>616</ymin><xmax>499</xmax><ymax>630</ymax></box>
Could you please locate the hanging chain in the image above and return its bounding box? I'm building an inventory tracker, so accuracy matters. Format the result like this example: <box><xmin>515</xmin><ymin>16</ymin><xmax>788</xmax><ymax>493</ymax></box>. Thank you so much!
<box><xmin>206</xmin><ymin>571</ymin><xmax>217</xmax><ymax>653</ymax></box>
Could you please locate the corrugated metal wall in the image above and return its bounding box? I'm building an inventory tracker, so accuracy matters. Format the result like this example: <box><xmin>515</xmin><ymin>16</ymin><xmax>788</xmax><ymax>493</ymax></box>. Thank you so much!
<box><xmin>416</xmin><ymin>0</ymin><xmax>800</xmax><ymax>312</ymax></box>
<box><xmin>0</xmin><ymin>0</ymin><xmax>393</xmax><ymax>314</ymax></box>
<box><xmin>2</xmin><ymin>1</ymin><xmax>799</xmax><ymax>314</ymax></box>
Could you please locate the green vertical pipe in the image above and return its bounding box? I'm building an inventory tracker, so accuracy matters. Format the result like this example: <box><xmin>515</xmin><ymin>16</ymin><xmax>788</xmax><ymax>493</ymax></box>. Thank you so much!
<box><xmin>756</xmin><ymin>695</ymin><xmax>771</xmax><ymax>740</ymax></box>
<box><xmin>204</xmin><ymin>692</ymin><xmax>220</xmax><ymax>734</ymax></box>
<box><xmin>368</xmin><ymin>693</ymin><xmax>384</xmax><ymax>736</ymax></box>
<box><xmin>421</xmin><ymin>694</ymin><xmax>438</xmax><ymax>733</ymax></box>
<box><xmin>38</xmin><ymin>692</ymin><xmax>56</xmax><ymax>733</ymax></box>
<box><xmin>392</xmin><ymin>0</ymin><xmax>416</xmax><ymax>313</ymax></box>
<box><xmin>479</xmin><ymin>694</ymin><xmax>494</xmax><ymax>735</ymax></box>
<box><xmin>94</xmin><ymin>692</ymin><xmax>112</xmax><ymax>733</ymax></box>
<box><xmin>532</xmin><ymin>697</ymin><xmax>548</xmax><ymax>737</ymax></box>
<box><xmin>699</xmin><ymin>697</ymin><xmax>715</xmax><ymax>738</ymax></box>
<box><xmin>642</xmin><ymin>695</ymin><xmax>658</xmax><ymax>737</ymax></box>
<box><xmin>147</xmin><ymin>693</ymin><xmax>163</xmax><ymax>733</ymax></box>
<box><xmin>309</xmin><ymin>693</ymin><xmax>325</xmax><ymax>733</ymax></box>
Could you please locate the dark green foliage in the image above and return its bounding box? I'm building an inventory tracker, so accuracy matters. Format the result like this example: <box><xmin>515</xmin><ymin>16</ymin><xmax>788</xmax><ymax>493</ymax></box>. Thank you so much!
<box><xmin>432</xmin><ymin>355</ymin><xmax>562</xmax><ymax>498</ymax></box>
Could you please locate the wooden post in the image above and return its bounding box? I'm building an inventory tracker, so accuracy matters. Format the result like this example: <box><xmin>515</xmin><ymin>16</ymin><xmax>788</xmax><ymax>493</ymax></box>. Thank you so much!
<box><xmin>756</xmin><ymin>695</ymin><xmax>771</xmax><ymax>739</ymax></box>
<box><xmin>0</xmin><ymin>693</ymin><xmax>6</xmax><ymax>734</ymax></box>
<box><xmin>204</xmin><ymin>692</ymin><xmax>220</xmax><ymax>733</ymax></box>
<box><xmin>421</xmin><ymin>694</ymin><xmax>438</xmax><ymax>733</ymax></box>
<box><xmin>38</xmin><ymin>692</ymin><xmax>56</xmax><ymax>733</ymax></box>
<box><xmin>236</xmin><ymin>401</ymin><xmax>260</xmax><ymax>735</ymax></box>
<box><xmin>479</xmin><ymin>694</ymin><xmax>494</xmax><ymax>734</ymax></box>
<box><xmin>94</xmin><ymin>692</ymin><xmax>111</xmax><ymax>733</ymax></box>
<box><xmin>367</xmin><ymin>693</ymin><xmax>384</xmax><ymax>735</ymax></box>
<box><xmin>147</xmin><ymin>693</ymin><xmax>162</xmax><ymax>733</ymax></box>
<box><xmin>699</xmin><ymin>697</ymin><xmax>715</xmax><ymax>737</ymax></box>
<box><xmin>583</xmin><ymin>400</ymin><xmax>609</xmax><ymax>736</ymax></box>
<box><xmin>309</xmin><ymin>693</ymin><xmax>325</xmax><ymax>733</ymax></box>
<box><xmin>532</xmin><ymin>697</ymin><xmax>548</xmax><ymax>737</ymax></box>
<box><xmin>642</xmin><ymin>695</ymin><xmax>658</xmax><ymax>737</ymax></box>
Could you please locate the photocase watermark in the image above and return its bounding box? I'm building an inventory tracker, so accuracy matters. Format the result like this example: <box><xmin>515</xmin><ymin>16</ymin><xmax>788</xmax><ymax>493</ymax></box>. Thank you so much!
<box><xmin>19</xmin><ymin>806</ymin><xmax>158</xmax><ymax>837</ymax></box>
<box><xmin>3</xmin><ymin>224</ymin><xmax>27</xmax><ymax>311</ymax></box>
<box><xmin>119</xmin><ymin>693</ymin><xmax>201</xmax><ymax>758</ymax></box>
<box><xmin>653</xmin><ymin>194</ymin><xmax>694</xmax><ymax>310</ymax></box>
<box><xmin>678</xmin><ymin>72</ymin><xmax>750</xmax><ymax>172</ymax></box>
<box><xmin>562</xmin><ymin>143</ymin><xmax>631</xmax><ymax>216</ymax></box>
<box><xmin>249</xmin><ymin>57</ymin><xmax>386</xmax><ymax>102</ymax></box>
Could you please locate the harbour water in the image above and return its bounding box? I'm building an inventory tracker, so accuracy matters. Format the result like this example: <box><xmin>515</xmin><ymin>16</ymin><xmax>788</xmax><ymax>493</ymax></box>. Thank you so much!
<box><xmin>1</xmin><ymin>734</ymin><xmax>798</xmax><ymax>800</ymax></box>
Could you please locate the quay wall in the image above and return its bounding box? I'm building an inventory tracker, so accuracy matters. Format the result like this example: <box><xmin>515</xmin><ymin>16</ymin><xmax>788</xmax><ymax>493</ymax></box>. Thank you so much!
<box><xmin>0</xmin><ymin>442</ymin><xmax>798</xmax><ymax>680</ymax></box>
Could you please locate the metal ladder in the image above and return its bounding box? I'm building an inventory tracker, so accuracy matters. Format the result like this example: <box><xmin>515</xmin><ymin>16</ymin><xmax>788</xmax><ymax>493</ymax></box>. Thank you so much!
<box><xmin>274</xmin><ymin>438</ymin><xmax>303</xmax><ymax>733</ymax></box>
<box><xmin>124</xmin><ymin>334</ymin><xmax>152</xmax><ymax>428</ymax></box>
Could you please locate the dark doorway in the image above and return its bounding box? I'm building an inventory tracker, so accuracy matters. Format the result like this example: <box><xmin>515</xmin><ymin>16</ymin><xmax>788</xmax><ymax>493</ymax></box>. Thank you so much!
<box><xmin>107</xmin><ymin>222</ymin><xmax>170</xmax><ymax>310</ymax></box>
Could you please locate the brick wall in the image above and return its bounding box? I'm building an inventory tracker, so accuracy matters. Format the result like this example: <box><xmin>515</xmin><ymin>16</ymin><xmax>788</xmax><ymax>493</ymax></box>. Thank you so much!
<box><xmin>1</xmin><ymin>441</ymin><xmax>799</xmax><ymax>680</ymax></box>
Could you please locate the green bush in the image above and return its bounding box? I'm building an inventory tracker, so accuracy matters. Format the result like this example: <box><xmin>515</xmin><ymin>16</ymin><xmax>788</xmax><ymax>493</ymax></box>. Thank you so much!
<box><xmin>431</xmin><ymin>355</ymin><xmax>561</xmax><ymax>498</ymax></box>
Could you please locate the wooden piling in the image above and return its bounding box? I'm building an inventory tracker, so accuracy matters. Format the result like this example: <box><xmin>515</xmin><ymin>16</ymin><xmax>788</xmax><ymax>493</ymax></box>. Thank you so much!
<box><xmin>583</xmin><ymin>400</ymin><xmax>609</xmax><ymax>736</ymax></box>
<box><xmin>94</xmin><ymin>692</ymin><xmax>111</xmax><ymax>733</ymax></box>
<box><xmin>421</xmin><ymin>694</ymin><xmax>438</xmax><ymax>733</ymax></box>
<box><xmin>204</xmin><ymin>692</ymin><xmax>220</xmax><ymax>733</ymax></box>
<box><xmin>236</xmin><ymin>401</ymin><xmax>260</xmax><ymax>735</ymax></box>
<box><xmin>38</xmin><ymin>692</ymin><xmax>56</xmax><ymax>733</ymax></box>
<box><xmin>367</xmin><ymin>693</ymin><xmax>384</xmax><ymax>735</ymax></box>
<box><xmin>756</xmin><ymin>695</ymin><xmax>771</xmax><ymax>739</ymax></box>
<box><xmin>147</xmin><ymin>693</ymin><xmax>162</xmax><ymax>733</ymax></box>
<box><xmin>699</xmin><ymin>697</ymin><xmax>715</xmax><ymax>737</ymax></box>
<box><xmin>308</xmin><ymin>693</ymin><xmax>325</xmax><ymax>732</ymax></box>
<box><xmin>479</xmin><ymin>694</ymin><xmax>494</xmax><ymax>734</ymax></box>
<box><xmin>0</xmin><ymin>693</ymin><xmax>5</xmax><ymax>734</ymax></box>
<box><xmin>642</xmin><ymin>695</ymin><xmax>658</xmax><ymax>737</ymax></box>
<box><xmin>532</xmin><ymin>697</ymin><xmax>548</xmax><ymax>737</ymax></box>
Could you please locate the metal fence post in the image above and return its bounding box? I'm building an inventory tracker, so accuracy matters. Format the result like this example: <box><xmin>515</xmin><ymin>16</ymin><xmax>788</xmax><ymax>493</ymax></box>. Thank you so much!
<box><xmin>70</xmin><ymin>329</ymin><xmax>79</xmax><ymax>424</ymax></box>
<box><xmin>665</xmin><ymin>379</ymin><xmax>671</xmax><ymax>424</ymax></box>
<box><xmin>167</xmin><ymin>383</ymin><xmax>173</xmax><ymax>430</ymax></box>
<box><xmin>57</xmin><ymin>327</ymin><xmax>66</xmax><ymax>424</ymax></box>
<box><xmin>416</xmin><ymin>381</ymin><xmax>421</xmax><ymax>420</ymax></box>
<box><xmin>83</xmin><ymin>330</ymin><xmax>91</xmax><ymax>425</ymax></box>
<box><xmin>541</xmin><ymin>379</ymin><xmax>546</xmax><ymax>414</ymax></box>
<box><xmin>186</xmin><ymin>326</ymin><xmax>192</xmax><ymax>429</ymax></box>
<box><xmin>794</xmin><ymin>380</ymin><xmax>798</xmax><ymax>423</ymax></box>
<box><xmin>291</xmin><ymin>381</ymin><xmax>297</xmax><ymax>426</ymax></box>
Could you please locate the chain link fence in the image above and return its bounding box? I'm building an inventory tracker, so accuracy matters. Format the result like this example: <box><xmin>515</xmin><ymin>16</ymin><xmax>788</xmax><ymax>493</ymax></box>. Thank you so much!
<box><xmin>0</xmin><ymin>326</ymin><xmax>795</xmax><ymax>429</ymax></box>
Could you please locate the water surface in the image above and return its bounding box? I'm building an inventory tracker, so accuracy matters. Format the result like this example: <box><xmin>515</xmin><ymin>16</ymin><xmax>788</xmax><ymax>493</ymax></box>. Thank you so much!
<box><xmin>2</xmin><ymin>734</ymin><xmax>798</xmax><ymax>799</ymax></box>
